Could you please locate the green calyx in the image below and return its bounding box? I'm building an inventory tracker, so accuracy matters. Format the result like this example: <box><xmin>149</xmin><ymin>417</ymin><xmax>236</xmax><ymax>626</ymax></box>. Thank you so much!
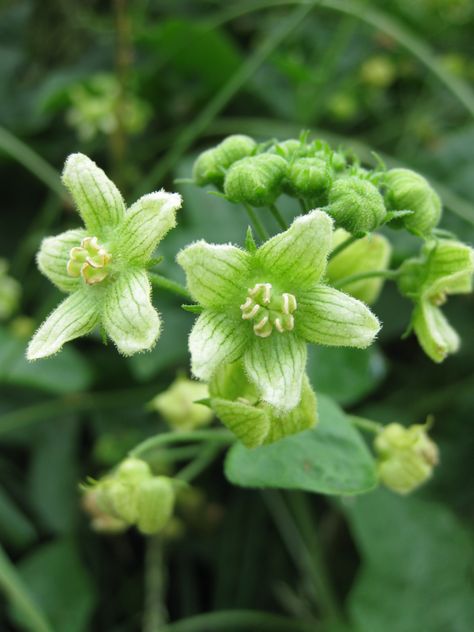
<box><xmin>240</xmin><ymin>282</ymin><xmax>297</xmax><ymax>338</ymax></box>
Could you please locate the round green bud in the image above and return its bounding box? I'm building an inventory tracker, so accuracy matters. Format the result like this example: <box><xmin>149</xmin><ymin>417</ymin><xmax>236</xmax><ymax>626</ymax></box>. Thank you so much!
<box><xmin>193</xmin><ymin>135</ymin><xmax>257</xmax><ymax>187</ymax></box>
<box><xmin>135</xmin><ymin>476</ymin><xmax>175</xmax><ymax>535</ymax></box>
<box><xmin>285</xmin><ymin>157</ymin><xmax>332</xmax><ymax>200</ymax></box>
<box><xmin>374</xmin><ymin>423</ymin><xmax>438</xmax><ymax>495</ymax></box>
<box><xmin>116</xmin><ymin>457</ymin><xmax>152</xmax><ymax>484</ymax></box>
<box><xmin>0</xmin><ymin>259</ymin><xmax>20</xmax><ymax>321</ymax></box>
<box><xmin>327</xmin><ymin>176</ymin><xmax>387</xmax><ymax>234</ymax></box>
<box><xmin>81</xmin><ymin>489</ymin><xmax>128</xmax><ymax>534</ymax></box>
<box><xmin>330</xmin><ymin>151</ymin><xmax>347</xmax><ymax>172</ymax></box>
<box><xmin>224</xmin><ymin>154</ymin><xmax>287</xmax><ymax>207</ymax></box>
<box><xmin>269</xmin><ymin>139</ymin><xmax>305</xmax><ymax>160</ymax></box>
<box><xmin>385</xmin><ymin>168</ymin><xmax>442</xmax><ymax>235</ymax></box>
<box><xmin>150</xmin><ymin>376</ymin><xmax>213</xmax><ymax>432</ymax></box>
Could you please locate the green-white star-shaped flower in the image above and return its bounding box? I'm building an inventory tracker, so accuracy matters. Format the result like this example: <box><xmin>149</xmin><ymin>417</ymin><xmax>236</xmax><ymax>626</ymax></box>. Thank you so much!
<box><xmin>27</xmin><ymin>153</ymin><xmax>182</xmax><ymax>360</ymax></box>
<box><xmin>398</xmin><ymin>238</ymin><xmax>474</xmax><ymax>362</ymax></box>
<box><xmin>177</xmin><ymin>210</ymin><xmax>381</xmax><ymax>411</ymax></box>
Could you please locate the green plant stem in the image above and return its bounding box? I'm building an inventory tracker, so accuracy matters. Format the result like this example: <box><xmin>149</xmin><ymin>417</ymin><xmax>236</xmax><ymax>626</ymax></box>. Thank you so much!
<box><xmin>243</xmin><ymin>204</ymin><xmax>269</xmax><ymax>241</ymax></box>
<box><xmin>160</xmin><ymin>610</ymin><xmax>317</xmax><ymax>632</ymax></box>
<box><xmin>130</xmin><ymin>429</ymin><xmax>234</xmax><ymax>459</ymax></box>
<box><xmin>268</xmin><ymin>204</ymin><xmax>288</xmax><ymax>230</ymax></box>
<box><xmin>143</xmin><ymin>536</ymin><xmax>167</xmax><ymax>632</ymax></box>
<box><xmin>149</xmin><ymin>273</ymin><xmax>192</xmax><ymax>300</ymax></box>
<box><xmin>333</xmin><ymin>268</ymin><xmax>399</xmax><ymax>289</ymax></box>
<box><xmin>175</xmin><ymin>443</ymin><xmax>223</xmax><ymax>483</ymax></box>
<box><xmin>0</xmin><ymin>126</ymin><xmax>66</xmax><ymax>200</ymax></box>
<box><xmin>134</xmin><ymin>3</ymin><xmax>312</xmax><ymax>196</ymax></box>
<box><xmin>0</xmin><ymin>544</ymin><xmax>53</xmax><ymax>632</ymax></box>
<box><xmin>262</xmin><ymin>490</ymin><xmax>342</xmax><ymax>623</ymax></box>
<box><xmin>349</xmin><ymin>415</ymin><xmax>382</xmax><ymax>434</ymax></box>
<box><xmin>328</xmin><ymin>234</ymin><xmax>358</xmax><ymax>260</ymax></box>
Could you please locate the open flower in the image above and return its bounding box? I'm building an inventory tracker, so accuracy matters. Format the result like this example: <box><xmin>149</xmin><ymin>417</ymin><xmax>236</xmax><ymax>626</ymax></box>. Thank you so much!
<box><xmin>397</xmin><ymin>239</ymin><xmax>474</xmax><ymax>362</ymax></box>
<box><xmin>177</xmin><ymin>210</ymin><xmax>380</xmax><ymax>411</ymax></box>
<box><xmin>27</xmin><ymin>153</ymin><xmax>181</xmax><ymax>360</ymax></box>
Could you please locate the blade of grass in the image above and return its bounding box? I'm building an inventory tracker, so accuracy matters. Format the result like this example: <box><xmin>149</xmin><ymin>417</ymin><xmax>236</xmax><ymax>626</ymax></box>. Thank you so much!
<box><xmin>0</xmin><ymin>545</ymin><xmax>53</xmax><ymax>632</ymax></box>
<box><xmin>160</xmin><ymin>610</ymin><xmax>318</xmax><ymax>632</ymax></box>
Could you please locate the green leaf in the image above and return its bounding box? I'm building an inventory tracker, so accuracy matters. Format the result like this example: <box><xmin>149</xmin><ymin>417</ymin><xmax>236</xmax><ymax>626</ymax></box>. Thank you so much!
<box><xmin>308</xmin><ymin>345</ymin><xmax>387</xmax><ymax>406</ymax></box>
<box><xmin>0</xmin><ymin>326</ymin><xmax>93</xmax><ymax>394</ymax></box>
<box><xmin>16</xmin><ymin>539</ymin><xmax>95</xmax><ymax>632</ymax></box>
<box><xmin>0</xmin><ymin>487</ymin><xmax>36</xmax><ymax>549</ymax></box>
<box><xmin>345</xmin><ymin>490</ymin><xmax>474</xmax><ymax>632</ymax></box>
<box><xmin>225</xmin><ymin>394</ymin><xmax>377</xmax><ymax>495</ymax></box>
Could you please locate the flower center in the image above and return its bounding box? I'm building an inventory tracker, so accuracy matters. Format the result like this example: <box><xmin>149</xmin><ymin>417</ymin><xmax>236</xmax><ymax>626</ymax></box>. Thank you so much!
<box><xmin>429</xmin><ymin>291</ymin><xmax>447</xmax><ymax>306</ymax></box>
<box><xmin>240</xmin><ymin>282</ymin><xmax>297</xmax><ymax>338</ymax></box>
<box><xmin>67</xmin><ymin>236</ymin><xmax>112</xmax><ymax>285</ymax></box>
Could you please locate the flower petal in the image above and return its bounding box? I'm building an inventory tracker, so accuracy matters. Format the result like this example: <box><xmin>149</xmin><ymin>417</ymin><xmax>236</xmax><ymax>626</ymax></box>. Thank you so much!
<box><xmin>211</xmin><ymin>398</ymin><xmax>270</xmax><ymax>448</ymax></box>
<box><xmin>27</xmin><ymin>289</ymin><xmax>99</xmax><ymax>360</ymax></box>
<box><xmin>189</xmin><ymin>310</ymin><xmax>248</xmax><ymax>380</ymax></box>
<box><xmin>62</xmin><ymin>153</ymin><xmax>125</xmax><ymax>237</ymax></box>
<box><xmin>177</xmin><ymin>241</ymin><xmax>251</xmax><ymax>309</ymax></box>
<box><xmin>412</xmin><ymin>301</ymin><xmax>459</xmax><ymax>363</ymax></box>
<box><xmin>243</xmin><ymin>333</ymin><xmax>307</xmax><ymax>411</ymax></box>
<box><xmin>37</xmin><ymin>229</ymin><xmax>87</xmax><ymax>293</ymax></box>
<box><xmin>255</xmin><ymin>210</ymin><xmax>333</xmax><ymax>290</ymax></box>
<box><xmin>422</xmin><ymin>239</ymin><xmax>474</xmax><ymax>298</ymax></box>
<box><xmin>102</xmin><ymin>270</ymin><xmax>160</xmax><ymax>356</ymax></box>
<box><xmin>114</xmin><ymin>190</ymin><xmax>182</xmax><ymax>265</ymax></box>
<box><xmin>297</xmin><ymin>285</ymin><xmax>380</xmax><ymax>348</ymax></box>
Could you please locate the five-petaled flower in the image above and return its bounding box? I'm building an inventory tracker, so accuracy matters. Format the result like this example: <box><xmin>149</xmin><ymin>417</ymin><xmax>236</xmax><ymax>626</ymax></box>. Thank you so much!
<box><xmin>177</xmin><ymin>210</ymin><xmax>381</xmax><ymax>411</ymax></box>
<box><xmin>397</xmin><ymin>239</ymin><xmax>474</xmax><ymax>363</ymax></box>
<box><xmin>27</xmin><ymin>153</ymin><xmax>182</xmax><ymax>360</ymax></box>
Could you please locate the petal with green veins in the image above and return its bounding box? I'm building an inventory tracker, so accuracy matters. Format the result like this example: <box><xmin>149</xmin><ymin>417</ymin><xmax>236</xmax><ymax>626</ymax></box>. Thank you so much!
<box><xmin>297</xmin><ymin>285</ymin><xmax>380</xmax><ymax>348</ymax></box>
<box><xmin>421</xmin><ymin>240</ymin><xmax>474</xmax><ymax>299</ymax></box>
<box><xmin>114</xmin><ymin>190</ymin><xmax>182</xmax><ymax>265</ymax></box>
<box><xmin>102</xmin><ymin>269</ymin><xmax>160</xmax><ymax>356</ymax></box>
<box><xmin>177</xmin><ymin>241</ymin><xmax>251</xmax><ymax>309</ymax></box>
<box><xmin>412</xmin><ymin>301</ymin><xmax>459</xmax><ymax>363</ymax></box>
<box><xmin>243</xmin><ymin>333</ymin><xmax>307</xmax><ymax>411</ymax></box>
<box><xmin>211</xmin><ymin>398</ymin><xmax>270</xmax><ymax>448</ymax></box>
<box><xmin>37</xmin><ymin>228</ymin><xmax>87</xmax><ymax>293</ymax></box>
<box><xmin>189</xmin><ymin>310</ymin><xmax>248</xmax><ymax>380</ymax></box>
<box><xmin>256</xmin><ymin>210</ymin><xmax>333</xmax><ymax>291</ymax></box>
<box><xmin>62</xmin><ymin>153</ymin><xmax>125</xmax><ymax>237</ymax></box>
<box><xmin>27</xmin><ymin>289</ymin><xmax>99</xmax><ymax>360</ymax></box>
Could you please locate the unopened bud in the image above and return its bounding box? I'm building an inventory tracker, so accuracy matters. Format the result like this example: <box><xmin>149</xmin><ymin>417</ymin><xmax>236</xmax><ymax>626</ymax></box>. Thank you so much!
<box><xmin>224</xmin><ymin>154</ymin><xmax>287</xmax><ymax>207</ymax></box>
<box><xmin>374</xmin><ymin>422</ymin><xmax>438</xmax><ymax>494</ymax></box>
<box><xmin>150</xmin><ymin>376</ymin><xmax>213</xmax><ymax>431</ymax></box>
<box><xmin>285</xmin><ymin>157</ymin><xmax>332</xmax><ymax>202</ymax></box>
<box><xmin>328</xmin><ymin>176</ymin><xmax>386</xmax><ymax>234</ymax></box>
<box><xmin>135</xmin><ymin>476</ymin><xmax>176</xmax><ymax>535</ymax></box>
<box><xmin>193</xmin><ymin>135</ymin><xmax>257</xmax><ymax>187</ymax></box>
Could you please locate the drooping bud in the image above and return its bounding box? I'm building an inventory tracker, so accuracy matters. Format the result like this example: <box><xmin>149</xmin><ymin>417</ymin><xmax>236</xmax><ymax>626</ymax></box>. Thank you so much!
<box><xmin>149</xmin><ymin>375</ymin><xmax>213</xmax><ymax>431</ymax></box>
<box><xmin>209</xmin><ymin>362</ymin><xmax>317</xmax><ymax>448</ymax></box>
<box><xmin>384</xmin><ymin>168</ymin><xmax>442</xmax><ymax>235</ymax></box>
<box><xmin>326</xmin><ymin>229</ymin><xmax>392</xmax><ymax>304</ymax></box>
<box><xmin>67</xmin><ymin>236</ymin><xmax>112</xmax><ymax>285</ymax></box>
<box><xmin>81</xmin><ymin>489</ymin><xmax>128</xmax><ymax>534</ymax></box>
<box><xmin>284</xmin><ymin>157</ymin><xmax>332</xmax><ymax>203</ymax></box>
<box><xmin>224</xmin><ymin>154</ymin><xmax>287</xmax><ymax>207</ymax></box>
<box><xmin>193</xmin><ymin>135</ymin><xmax>257</xmax><ymax>187</ymax></box>
<box><xmin>374</xmin><ymin>422</ymin><xmax>439</xmax><ymax>494</ymax></box>
<box><xmin>327</xmin><ymin>176</ymin><xmax>387</xmax><ymax>234</ymax></box>
<box><xmin>135</xmin><ymin>476</ymin><xmax>176</xmax><ymax>535</ymax></box>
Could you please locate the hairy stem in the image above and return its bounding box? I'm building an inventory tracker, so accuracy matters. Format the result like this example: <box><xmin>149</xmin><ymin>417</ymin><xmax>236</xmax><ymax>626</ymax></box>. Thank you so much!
<box><xmin>143</xmin><ymin>536</ymin><xmax>167</xmax><ymax>632</ymax></box>
<box><xmin>243</xmin><ymin>204</ymin><xmax>269</xmax><ymax>241</ymax></box>
<box><xmin>130</xmin><ymin>429</ymin><xmax>234</xmax><ymax>459</ymax></box>
<box><xmin>268</xmin><ymin>204</ymin><xmax>288</xmax><ymax>230</ymax></box>
<box><xmin>149</xmin><ymin>273</ymin><xmax>192</xmax><ymax>300</ymax></box>
<box><xmin>175</xmin><ymin>443</ymin><xmax>224</xmax><ymax>483</ymax></box>
<box><xmin>333</xmin><ymin>268</ymin><xmax>399</xmax><ymax>288</ymax></box>
<box><xmin>349</xmin><ymin>415</ymin><xmax>383</xmax><ymax>434</ymax></box>
<box><xmin>327</xmin><ymin>234</ymin><xmax>358</xmax><ymax>260</ymax></box>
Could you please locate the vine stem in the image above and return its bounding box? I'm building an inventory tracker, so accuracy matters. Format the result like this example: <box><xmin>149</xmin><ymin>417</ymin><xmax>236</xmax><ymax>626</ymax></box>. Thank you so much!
<box><xmin>143</xmin><ymin>536</ymin><xmax>167</xmax><ymax>632</ymax></box>
<box><xmin>175</xmin><ymin>443</ymin><xmax>224</xmax><ymax>483</ymax></box>
<box><xmin>349</xmin><ymin>415</ymin><xmax>383</xmax><ymax>434</ymax></box>
<box><xmin>333</xmin><ymin>268</ymin><xmax>399</xmax><ymax>289</ymax></box>
<box><xmin>149</xmin><ymin>273</ymin><xmax>192</xmax><ymax>300</ymax></box>
<box><xmin>243</xmin><ymin>204</ymin><xmax>269</xmax><ymax>241</ymax></box>
<box><xmin>129</xmin><ymin>429</ymin><xmax>234</xmax><ymax>459</ymax></box>
<box><xmin>0</xmin><ymin>545</ymin><xmax>53</xmax><ymax>632</ymax></box>
<box><xmin>327</xmin><ymin>234</ymin><xmax>358</xmax><ymax>260</ymax></box>
<box><xmin>268</xmin><ymin>204</ymin><xmax>288</xmax><ymax>230</ymax></box>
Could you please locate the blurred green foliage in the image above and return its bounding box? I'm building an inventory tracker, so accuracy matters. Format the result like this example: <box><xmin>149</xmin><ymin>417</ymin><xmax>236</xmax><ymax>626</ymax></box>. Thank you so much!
<box><xmin>1</xmin><ymin>0</ymin><xmax>473</xmax><ymax>630</ymax></box>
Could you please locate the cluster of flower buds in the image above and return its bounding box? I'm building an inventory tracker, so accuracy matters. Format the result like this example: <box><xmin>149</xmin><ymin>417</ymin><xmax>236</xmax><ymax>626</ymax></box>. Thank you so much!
<box><xmin>374</xmin><ymin>422</ymin><xmax>439</xmax><ymax>494</ymax></box>
<box><xmin>82</xmin><ymin>457</ymin><xmax>176</xmax><ymax>535</ymax></box>
<box><xmin>149</xmin><ymin>375</ymin><xmax>214</xmax><ymax>432</ymax></box>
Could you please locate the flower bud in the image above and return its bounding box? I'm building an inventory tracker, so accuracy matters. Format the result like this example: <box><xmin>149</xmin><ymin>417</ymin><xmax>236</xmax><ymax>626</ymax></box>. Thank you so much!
<box><xmin>374</xmin><ymin>422</ymin><xmax>439</xmax><ymax>494</ymax></box>
<box><xmin>326</xmin><ymin>229</ymin><xmax>392</xmax><ymax>304</ymax></box>
<box><xmin>81</xmin><ymin>489</ymin><xmax>128</xmax><ymax>534</ymax></box>
<box><xmin>116</xmin><ymin>457</ymin><xmax>152</xmax><ymax>484</ymax></box>
<box><xmin>150</xmin><ymin>375</ymin><xmax>213</xmax><ymax>431</ymax></box>
<box><xmin>285</xmin><ymin>157</ymin><xmax>332</xmax><ymax>202</ymax></box>
<box><xmin>385</xmin><ymin>168</ymin><xmax>442</xmax><ymax>235</ymax></box>
<box><xmin>224</xmin><ymin>154</ymin><xmax>287</xmax><ymax>207</ymax></box>
<box><xmin>0</xmin><ymin>259</ymin><xmax>20</xmax><ymax>320</ymax></box>
<box><xmin>193</xmin><ymin>135</ymin><xmax>257</xmax><ymax>187</ymax></box>
<box><xmin>135</xmin><ymin>476</ymin><xmax>175</xmax><ymax>535</ymax></box>
<box><xmin>327</xmin><ymin>176</ymin><xmax>387</xmax><ymax>234</ymax></box>
<box><xmin>269</xmin><ymin>138</ymin><xmax>307</xmax><ymax>160</ymax></box>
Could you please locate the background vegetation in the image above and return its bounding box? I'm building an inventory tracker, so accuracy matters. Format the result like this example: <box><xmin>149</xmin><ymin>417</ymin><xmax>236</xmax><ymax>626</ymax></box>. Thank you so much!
<box><xmin>1</xmin><ymin>1</ymin><xmax>473</xmax><ymax>630</ymax></box>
